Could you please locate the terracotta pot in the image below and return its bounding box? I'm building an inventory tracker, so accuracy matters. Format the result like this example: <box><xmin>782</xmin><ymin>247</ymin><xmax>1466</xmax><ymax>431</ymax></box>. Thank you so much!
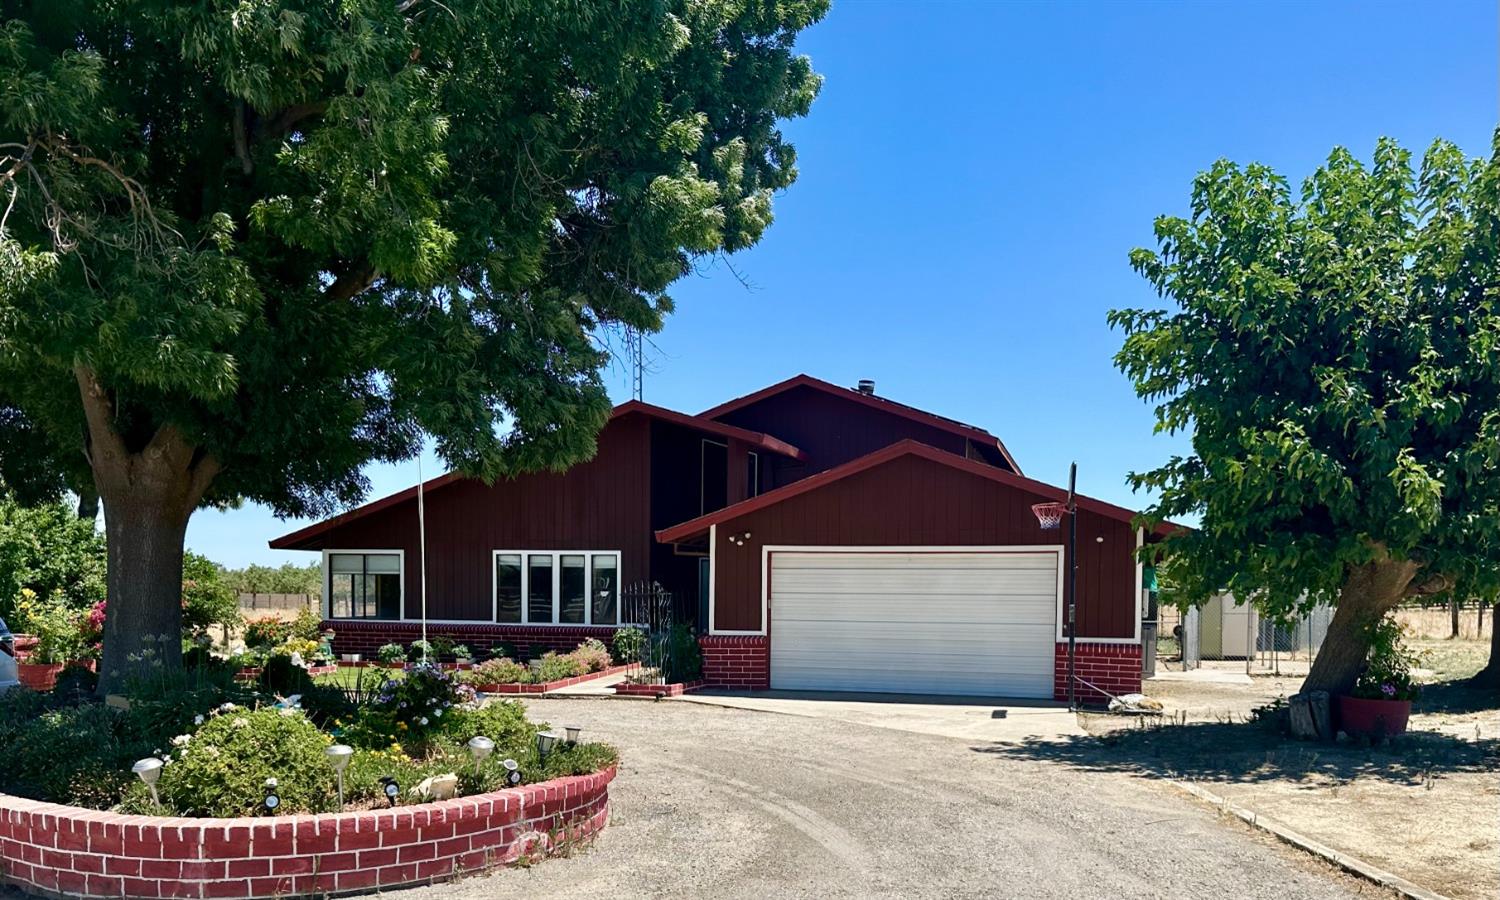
<box><xmin>12</xmin><ymin>634</ymin><xmax>38</xmax><ymax>659</ymax></box>
<box><xmin>17</xmin><ymin>662</ymin><xmax>65</xmax><ymax>691</ymax></box>
<box><xmin>1337</xmin><ymin>695</ymin><xmax>1412</xmax><ymax>737</ymax></box>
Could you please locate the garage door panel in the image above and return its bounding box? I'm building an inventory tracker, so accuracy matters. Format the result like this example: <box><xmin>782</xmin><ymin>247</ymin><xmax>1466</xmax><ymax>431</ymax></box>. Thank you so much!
<box><xmin>768</xmin><ymin>550</ymin><xmax>1058</xmax><ymax>699</ymax></box>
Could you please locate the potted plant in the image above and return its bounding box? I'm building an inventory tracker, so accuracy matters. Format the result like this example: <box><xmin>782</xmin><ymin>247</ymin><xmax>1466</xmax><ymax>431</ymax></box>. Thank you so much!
<box><xmin>409</xmin><ymin>638</ymin><xmax>435</xmax><ymax>663</ymax></box>
<box><xmin>451</xmin><ymin>644</ymin><xmax>473</xmax><ymax>667</ymax></box>
<box><xmin>16</xmin><ymin>596</ymin><xmax>91</xmax><ymax>690</ymax></box>
<box><xmin>1338</xmin><ymin>616</ymin><xmax>1422</xmax><ymax>738</ymax></box>
<box><xmin>377</xmin><ymin>642</ymin><xmax>407</xmax><ymax>668</ymax></box>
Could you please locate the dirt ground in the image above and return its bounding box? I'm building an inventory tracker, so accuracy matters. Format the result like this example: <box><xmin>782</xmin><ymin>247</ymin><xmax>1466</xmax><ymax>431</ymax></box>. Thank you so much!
<box><xmin>1063</xmin><ymin>637</ymin><xmax>1498</xmax><ymax>900</ymax></box>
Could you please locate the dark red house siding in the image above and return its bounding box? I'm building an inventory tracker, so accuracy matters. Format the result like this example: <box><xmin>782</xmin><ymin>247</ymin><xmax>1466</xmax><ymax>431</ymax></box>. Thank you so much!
<box><xmin>709</xmin><ymin>384</ymin><xmax>1011</xmax><ymax>487</ymax></box>
<box><xmin>710</xmin><ymin>453</ymin><xmax>1138</xmax><ymax>638</ymax></box>
<box><xmin>281</xmin><ymin>414</ymin><xmax>654</xmax><ymax>622</ymax></box>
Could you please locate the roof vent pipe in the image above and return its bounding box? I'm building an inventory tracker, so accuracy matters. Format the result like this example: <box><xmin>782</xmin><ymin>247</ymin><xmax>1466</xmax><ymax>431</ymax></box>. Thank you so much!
<box><xmin>856</xmin><ymin>379</ymin><xmax>876</xmax><ymax>395</ymax></box>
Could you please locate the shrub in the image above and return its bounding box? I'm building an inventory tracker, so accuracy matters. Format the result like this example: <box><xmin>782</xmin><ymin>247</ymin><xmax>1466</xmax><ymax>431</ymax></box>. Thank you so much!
<box><xmin>569</xmin><ymin>638</ymin><xmax>612</xmax><ymax>673</ymax></box>
<box><xmin>0</xmin><ymin>498</ymin><xmax>106</xmax><ymax>625</ymax></box>
<box><xmin>51</xmin><ymin>661</ymin><xmax>99</xmax><ymax>702</ymax></box>
<box><xmin>487</xmin><ymin>640</ymin><xmax>519</xmax><ymax>661</ymax></box>
<box><xmin>243</xmin><ymin>617</ymin><xmax>292</xmax><ymax>650</ymax></box>
<box><xmin>377</xmin><ymin>642</ymin><xmax>407</xmax><ymax>664</ymax></box>
<box><xmin>1351</xmin><ymin>616</ymin><xmax>1424</xmax><ymax>701</ymax></box>
<box><xmin>451</xmin><ymin>643</ymin><xmax>472</xmax><ymax>661</ymax></box>
<box><xmin>663</xmin><ymin>623</ymin><xmax>703</xmax><ymax>682</ymax></box>
<box><xmin>429</xmin><ymin>635</ymin><xmax>455</xmax><ymax>659</ymax></box>
<box><xmin>258</xmin><ymin>653</ymin><xmax>314</xmax><ymax>696</ymax></box>
<box><xmin>452</xmin><ymin>699</ymin><xmax>532</xmax><ymax>748</ymax></box>
<box><xmin>18</xmin><ymin>594</ymin><xmax>91</xmax><ymax>663</ymax></box>
<box><xmin>612</xmin><ymin>627</ymin><xmax>646</xmax><ymax>664</ymax></box>
<box><xmin>360</xmin><ymin>663</ymin><xmax>475</xmax><ymax>750</ymax></box>
<box><xmin>4</xmin><ymin>702</ymin><xmax>154</xmax><ymax>808</ymax></box>
<box><xmin>536</xmin><ymin>652</ymin><xmax>584</xmax><ymax>683</ymax></box>
<box><xmin>138</xmin><ymin>708</ymin><xmax>335</xmax><ymax>817</ymax></box>
<box><xmin>409</xmin><ymin>639</ymin><xmax>435</xmax><ymax>662</ymax></box>
<box><xmin>461</xmin><ymin>657</ymin><xmax>530</xmax><ymax>686</ymax></box>
<box><xmin>181</xmin><ymin>552</ymin><xmax>241</xmax><ymax>636</ymax></box>
<box><xmin>288</xmin><ymin>606</ymin><xmax>322</xmax><ymax>642</ymax></box>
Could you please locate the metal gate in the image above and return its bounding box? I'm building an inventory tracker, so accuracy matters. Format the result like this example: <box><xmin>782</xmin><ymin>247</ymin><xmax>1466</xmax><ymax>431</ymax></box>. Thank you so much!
<box><xmin>620</xmin><ymin>581</ymin><xmax>678</xmax><ymax>686</ymax></box>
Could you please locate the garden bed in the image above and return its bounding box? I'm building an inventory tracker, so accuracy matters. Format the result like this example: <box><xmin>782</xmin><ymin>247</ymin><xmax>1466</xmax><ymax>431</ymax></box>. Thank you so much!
<box><xmin>475</xmin><ymin>662</ymin><xmax>640</xmax><ymax>694</ymax></box>
<box><xmin>0</xmin><ymin>767</ymin><xmax>615</xmax><ymax>899</ymax></box>
<box><xmin>612</xmin><ymin>679</ymin><xmax>704</xmax><ymax>698</ymax></box>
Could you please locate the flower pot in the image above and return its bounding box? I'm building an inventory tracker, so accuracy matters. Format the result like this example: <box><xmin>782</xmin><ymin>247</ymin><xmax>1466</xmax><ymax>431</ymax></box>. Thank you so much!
<box><xmin>17</xmin><ymin>662</ymin><xmax>65</xmax><ymax>691</ymax></box>
<box><xmin>341</xmin><ymin>653</ymin><xmax>361</xmax><ymax>664</ymax></box>
<box><xmin>12</xmin><ymin>634</ymin><xmax>37</xmax><ymax>660</ymax></box>
<box><xmin>1337</xmin><ymin>695</ymin><xmax>1412</xmax><ymax>737</ymax></box>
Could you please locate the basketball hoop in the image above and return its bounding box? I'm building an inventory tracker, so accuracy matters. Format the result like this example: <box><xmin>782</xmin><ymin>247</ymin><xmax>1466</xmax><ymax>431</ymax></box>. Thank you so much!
<box><xmin>1031</xmin><ymin>501</ymin><xmax>1067</xmax><ymax>530</ymax></box>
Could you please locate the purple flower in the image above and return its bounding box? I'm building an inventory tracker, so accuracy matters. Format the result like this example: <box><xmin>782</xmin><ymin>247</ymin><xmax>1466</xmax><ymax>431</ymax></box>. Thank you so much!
<box><xmin>1381</xmin><ymin>682</ymin><xmax>1396</xmax><ymax>697</ymax></box>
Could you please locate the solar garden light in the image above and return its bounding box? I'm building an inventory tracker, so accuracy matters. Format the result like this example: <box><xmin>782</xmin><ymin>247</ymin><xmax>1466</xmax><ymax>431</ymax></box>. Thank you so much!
<box><xmin>131</xmin><ymin>758</ymin><xmax>163</xmax><ymax>806</ymax></box>
<box><xmin>564</xmin><ymin>725</ymin><xmax>582</xmax><ymax>745</ymax></box>
<box><xmin>501</xmin><ymin>758</ymin><xmax>522</xmax><ymax>786</ymax></box>
<box><xmin>379</xmin><ymin>776</ymin><xmax>400</xmax><ymax>806</ymax></box>
<box><xmin>467</xmin><ymin>735</ymin><xmax>495</xmax><ymax>773</ymax></box>
<box><xmin>325</xmin><ymin>744</ymin><xmax>354</xmax><ymax>807</ymax></box>
<box><xmin>263</xmin><ymin>778</ymin><xmax>281</xmax><ymax>813</ymax></box>
<box><xmin>535</xmin><ymin>730</ymin><xmax>561</xmax><ymax>760</ymax></box>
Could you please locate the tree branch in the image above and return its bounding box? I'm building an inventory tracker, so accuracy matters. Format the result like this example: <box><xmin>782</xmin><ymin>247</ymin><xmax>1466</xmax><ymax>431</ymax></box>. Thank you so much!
<box><xmin>72</xmin><ymin>365</ymin><xmax>128</xmax><ymax>472</ymax></box>
<box><xmin>1404</xmin><ymin>572</ymin><xmax>1455</xmax><ymax>598</ymax></box>
<box><xmin>254</xmin><ymin>101</ymin><xmax>329</xmax><ymax>144</ymax></box>
<box><xmin>324</xmin><ymin>264</ymin><xmax>377</xmax><ymax>303</ymax></box>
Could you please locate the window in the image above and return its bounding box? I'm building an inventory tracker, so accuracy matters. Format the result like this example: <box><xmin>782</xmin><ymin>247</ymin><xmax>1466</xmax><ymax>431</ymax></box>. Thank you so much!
<box><xmin>495</xmin><ymin>551</ymin><xmax>621</xmax><ymax>625</ymax></box>
<box><xmin>327</xmin><ymin>552</ymin><xmax>401</xmax><ymax>620</ymax></box>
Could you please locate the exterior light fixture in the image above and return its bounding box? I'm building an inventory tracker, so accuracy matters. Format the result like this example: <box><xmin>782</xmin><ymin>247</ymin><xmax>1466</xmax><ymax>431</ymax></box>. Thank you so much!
<box><xmin>564</xmin><ymin>725</ymin><xmax>582</xmax><ymax>745</ymax></box>
<box><xmin>379</xmin><ymin>776</ymin><xmax>400</xmax><ymax>806</ymax></box>
<box><xmin>501</xmin><ymin>758</ymin><xmax>522</xmax><ymax>786</ymax></box>
<box><xmin>536</xmin><ymin>730</ymin><xmax>561</xmax><ymax>760</ymax></box>
<box><xmin>325</xmin><ymin>744</ymin><xmax>354</xmax><ymax>807</ymax></box>
<box><xmin>467</xmin><ymin>735</ymin><xmax>495</xmax><ymax>772</ymax></box>
<box><xmin>132</xmin><ymin>758</ymin><xmax>163</xmax><ymax>806</ymax></box>
<box><xmin>263</xmin><ymin>777</ymin><xmax>281</xmax><ymax>813</ymax></box>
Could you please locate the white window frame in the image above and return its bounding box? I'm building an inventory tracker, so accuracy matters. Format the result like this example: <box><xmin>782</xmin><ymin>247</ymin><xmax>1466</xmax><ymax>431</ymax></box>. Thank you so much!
<box><xmin>491</xmin><ymin>550</ymin><xmax>622</xmax><ymax>627</ymax></box>
<box><xmin>321</xmin><ymin>549</ymin><xmax>405</xmax><ymax>621</ymax></box>
<box><xmin>747</xmin><ymin>450</ymin><xmax>760</xmax><ymax>499</ymax></box>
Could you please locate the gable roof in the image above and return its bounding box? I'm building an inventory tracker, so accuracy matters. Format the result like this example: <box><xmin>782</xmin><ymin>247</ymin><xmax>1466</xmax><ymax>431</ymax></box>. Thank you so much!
<box><xmin>656</xmin><ymin>439</ymin><xmax>1179</xmax><ymax>544</ymax></box>
<box><xmin>269</xmin><ymin>400</ymin><xmax>802</xmax><ymax>550</ymax></box>
<box><xmin>699</xmin><ymin>374</ymin><xmax>1023</xmax><ymax>475</ymax></box>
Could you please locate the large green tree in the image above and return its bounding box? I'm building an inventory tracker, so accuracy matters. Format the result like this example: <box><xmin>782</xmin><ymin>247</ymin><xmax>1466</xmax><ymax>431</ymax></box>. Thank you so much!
<box><xmin>1113</xmin><ymin>135</ymin><xmax>1500</xmax><ymax>697</ymax></box>
<box><xmin>0</xmin><ymin>1</ymin><xmax>825</xmax><ymax>692</ymax></box>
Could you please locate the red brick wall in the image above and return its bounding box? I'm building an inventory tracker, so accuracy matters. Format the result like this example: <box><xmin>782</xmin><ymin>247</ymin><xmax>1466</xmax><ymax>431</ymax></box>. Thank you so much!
<box><xmin>0</xmin><ymin>769</ymin><xmax>614</xmax><ymax>899</ymax></box>
<box><xmin>1054</xmin><ymin>642</ymin><xmax>1142</xmax><ymax>704</ymax></box>
<box><xmin>699</xmin><ymin>635</ymin><xmax>768</xmax><ymax>690</ymax></box>
<box><xmin>319</xmin><ymin>621</ymin><xmax>616</xmax><ymax>661</ymax></box>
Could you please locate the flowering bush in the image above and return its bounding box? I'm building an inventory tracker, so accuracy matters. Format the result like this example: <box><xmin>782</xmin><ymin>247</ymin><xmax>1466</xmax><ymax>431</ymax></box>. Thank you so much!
<box><xmin>125</xmin><ymin>707</ymin><xmax>335</xmax><ymax>816</ymax></box>
<box><xmin>1350</xmin><ymin>615</ymin><xmax>1423</xmax><ymax>701</ymax></box>
<box><xmin>361</xmin><ymin>663</ymin><xmax>476</xmax><ymax>749</ymax></box>
<box><xmin>570</xmin><ymin>638</ymin><xmax>612</xmax><ymax>673</ymax></box>
<box><xmin>244</xmin><ymin>617</ymin><xmax>293</xmax><ymax>649</ymax></box>
<box><xmin>461</xmin><ymin>657</ymin><xmax>531</xmax><ymax>686</ymax></box>
<box><xmin>612</xmin><ymin>627</ymin><xmax>647</xmax><ymax>664</ymax></box>
<box><xmin>536</xmin><ymin>651</ymin><xmax>584</xmax><ymax>682</ymax></box>
<box><xmin>377</xmin><ymin>642</ymin><xmax>407</xmax><ymax>664</ymax></box>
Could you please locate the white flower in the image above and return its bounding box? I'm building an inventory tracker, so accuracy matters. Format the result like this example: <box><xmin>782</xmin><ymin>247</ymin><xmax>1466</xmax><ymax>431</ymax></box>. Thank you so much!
<box><xmin>232</xmin><ymin>717</ymin><xmax>249</xmax><ymax>728</ymax></box>
<box><xmin>193</xmin><ymin>715</ymin><xmax>204</xmax><ymax>726</ymax></box>
<box><xmin>171</xmin><ymin>734</ymin><xmax>191</xmax><ymax>747</ymax></box>
<box><xmin>419</xmin><ymin>717</ymin><xmax>429</xmax><ymax>726</ymax></box>
<box><xmin>434</xmin><ymin>709</ymin><xmax>443</xmax><ymax>718</ymax></box>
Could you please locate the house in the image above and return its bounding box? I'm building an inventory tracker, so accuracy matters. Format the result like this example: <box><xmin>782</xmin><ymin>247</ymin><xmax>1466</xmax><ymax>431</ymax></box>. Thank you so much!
<box><xmin>270</xmin><ymin>374</ymin><xmax>1165</xmax><ymax>701</ymax></box>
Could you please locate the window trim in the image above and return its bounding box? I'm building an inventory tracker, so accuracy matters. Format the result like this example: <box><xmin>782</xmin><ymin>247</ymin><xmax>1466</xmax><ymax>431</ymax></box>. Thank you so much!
<box><xmin>491</xmin><ymin>549</ymin><xmax>622</xmax><ymax>627</ymax></box>
<box><xmin>322</xmin><ymin>549</ymin><xmax>405</xmax><ymax>621</ymax></box>
<box><xmin>747</xmin><ymin>450</ymin><xmax>760</xmax><ymax>498</ymax></box>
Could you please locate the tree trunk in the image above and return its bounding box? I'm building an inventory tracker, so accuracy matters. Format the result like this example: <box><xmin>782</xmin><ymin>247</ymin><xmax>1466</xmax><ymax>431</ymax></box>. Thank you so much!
<box><xmin>73</xmin><ymin>367</ymin><xmax>219</xmax><ymax>696</ymax></box>
<box><xmin>1450</xmin><ymin>598</ymin><xmax>1461</xmax><ymax>639</ymax></box>
<box><xmin>1299</xmin><ymin>557</ymin><xmax>1418</xmax><ymax>698</ymax></box>
<box><xmin>1471</xmin><ymin>602</ymin><xmax>1500</xmax><ymax>690</ymax></box>
<box><xmin>98</xmin><ymin>493</ymin><xmax>193</xmax><ymax>693</ymax></box>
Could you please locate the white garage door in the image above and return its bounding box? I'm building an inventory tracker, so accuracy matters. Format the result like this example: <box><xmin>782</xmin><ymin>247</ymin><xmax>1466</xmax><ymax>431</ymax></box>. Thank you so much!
<box><xmin>769</xmin><ymin>550</ymin><xmax>1058</xmax><ymax>698</ymax></box>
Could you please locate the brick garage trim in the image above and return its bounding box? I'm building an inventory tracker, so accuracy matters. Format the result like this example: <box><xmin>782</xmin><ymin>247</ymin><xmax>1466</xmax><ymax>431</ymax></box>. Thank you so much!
<box><xmin>1053</xmin><ymin>642</ymin><xmax>1142</xmax><ymax>705</ymax></box>
<box><xmin>0</xmin><ymin>768</ymin><xmax>614</xmax><ymax>899</ymax></box>
<box><xmin>699</xmin><ymin>635</ymin><xmax>768</xmax><ymax>690</ymax></box>
<box><xmin>317</xmin><ymin>621</ymin><xmax>617</xmax><ymax>661</ymax></box>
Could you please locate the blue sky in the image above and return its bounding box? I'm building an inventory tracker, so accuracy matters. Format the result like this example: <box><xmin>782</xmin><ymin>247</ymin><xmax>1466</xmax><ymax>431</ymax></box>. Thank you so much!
<box><xmin>190</xmin><ymin>1</ymin><xmax>1499</xmax><ymax>568</ymax></box>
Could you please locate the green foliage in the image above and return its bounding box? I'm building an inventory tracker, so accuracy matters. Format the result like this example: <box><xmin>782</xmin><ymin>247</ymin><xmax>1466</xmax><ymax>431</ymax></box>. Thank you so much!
<box><xmin>1112</xmin><ymin>135</ymin><xmax>1500</xmax><ymax>617</ymax></box>
<box><xmin>141</xmin><ymin>709</ymin><xmax>335</xmax><ymax>817</ymax></box>
<box><xmin>663</xmin><ymin>623</ymin><xmax>703</xmax><ymax>682</ymax></box>
<box><xmin>487</xmin><ymin>640</ymin><xmax>519</xmax><ymax>661</ymax></box>
<box><xmin>243</xmin><ymin>617</ymin><xmax>292</xmax><ymax>650</ymax></box>
<box><xmin>612</xmin><ymin>627</ymin><xmax>647</xmax><ymax>664</ymax></box>
<box><xmin>2</xmin><ymin>702</ymin><xmax>155</xmax><ymax>808</ymax></box>
<box><xmin>409</xmin><ymin>639</ymin><xmax>435</xmax><ymax>662</ymax></box>
<box><xmin>450</xmin><ymin>644</ymin><xmax>472</xmax><ymax>661</ymax></box>
<box><xmin>1351</xmin><ymin>616</ymin><xmax>1424</xmax><ymax>701</ymax></box>
<box><xmin>461</xmin><ymin>657</ymin><xmax>531</xmax><ymax>686</ymax></box>
<box><xmin>377</xmin><ymin>642</ymin><xmax>407</xmax><ymax>664</ymax></box>
<box><xmin>0</xmin><ymin>497</ymin><xmax>105</xmax><ymax>623</ymax></box>
<box><xmin>0</xmin><ymin>2</ymin><xmax>825</xmax><ymax>688</ymax></box>
<box><xmin>181</xmin><ymin>552</ymin><xmax>241</xmax><ymax>635</ymax></box>
<box><xmin>536</xmin><ymin>652</ymin><xmax>584</xmax><ymax>683</ymax></box>
<box><xmin>16</xmin><ymin>593</ymin><xmax>91</xmax><ymax>663</ymax></box>
<box><xmin>221</xmin><ymin>562</ymin><xmax>322</xmax><ymax>598</ymax></box>
<box><xmin>572</xmin><ymin>638</ymin><xmax>612</xmax><ymax>672</ymax></box>
<box><xmin>257</xmin><ymin>654</ymin><xmax>314</xmax><ymax>697</ymax></box>
<box><xmin>355</xmin><ymin>663</ymin><xmax>473</xmax><ymax>751</ymax></box>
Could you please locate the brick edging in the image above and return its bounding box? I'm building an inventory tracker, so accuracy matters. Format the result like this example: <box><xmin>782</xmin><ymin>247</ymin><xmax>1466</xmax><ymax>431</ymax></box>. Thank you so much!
<box><xmin>612</xmin><ymin>680</ymin><xmax>705</xmax><ymax>698</ymax></box>
<box><xmin>474</xmin><ymin>662</ymin><xmax>640</xmax><ymax>694</ymax></box>
<box><xmin>0</xmin><ymin>767</ymin><xmax>616</xmax><ymax>899</ymax></box>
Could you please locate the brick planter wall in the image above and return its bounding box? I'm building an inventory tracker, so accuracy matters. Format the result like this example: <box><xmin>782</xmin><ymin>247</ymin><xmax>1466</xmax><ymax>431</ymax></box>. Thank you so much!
<box><xmin>699</xmin><ymin>635</ymin><xmax>768</xmax><ymax>690</ymax></box>
<box><xmin>1053</xmin><ymin>642</ymin><xmax>1142</xmax><ymax>705</ymax></box>
<box><xmin>0</xmin><ymin>768</ymin><xmax>614</xmax><ymax>899</ymax></box>
<box><xmin>319</xmin><ymin>621</ymin><xmax>616</xmax><ymax>661</ymax></box>
<box><xmin>476</xmin><ymin>663</ymin><xmax>640</xmax><ymax>694</ymax></box>
<box><xmin>613</xmin><ymin>680</ymin><xmax>704</xmax><ymax>698</ymax></box>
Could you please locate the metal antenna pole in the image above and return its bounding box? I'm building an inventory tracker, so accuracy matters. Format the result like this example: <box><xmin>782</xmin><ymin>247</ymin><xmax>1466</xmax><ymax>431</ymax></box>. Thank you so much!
<box><xmin>417</xmin><ymin>452</ymin><xmax>429</xmax><ymax>660</ymax></box>
<box><xmin>629</xmin><ymin>328</ymin><xmax>644</xmax><ymax>401</ymax></box>
<box><xmin>1067</xmin><ymin>461</ymin><xmax>1078</xmax><ymax>712</ymax></box>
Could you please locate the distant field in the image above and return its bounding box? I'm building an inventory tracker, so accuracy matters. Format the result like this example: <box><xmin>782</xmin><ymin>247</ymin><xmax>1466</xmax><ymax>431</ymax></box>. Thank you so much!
<box><xmin>1396</xmin><ymin>605</ymin><xmax>1493</xmax><ymax>641</ymax></box>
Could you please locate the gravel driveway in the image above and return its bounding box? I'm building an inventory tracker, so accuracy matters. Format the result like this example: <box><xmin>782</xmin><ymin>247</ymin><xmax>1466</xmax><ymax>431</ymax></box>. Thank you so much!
<box><xmin>395</xmin><ymin>697</ymin><xmax>1387</xmax><ymax>900</ymax></box>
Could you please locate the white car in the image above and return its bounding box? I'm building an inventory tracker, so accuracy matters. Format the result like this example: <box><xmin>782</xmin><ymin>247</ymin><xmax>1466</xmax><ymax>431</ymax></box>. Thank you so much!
<box><xmin>0</xmin><ymin>616</ymin><xmax>18</xmax><ymax>693</ymax></box>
